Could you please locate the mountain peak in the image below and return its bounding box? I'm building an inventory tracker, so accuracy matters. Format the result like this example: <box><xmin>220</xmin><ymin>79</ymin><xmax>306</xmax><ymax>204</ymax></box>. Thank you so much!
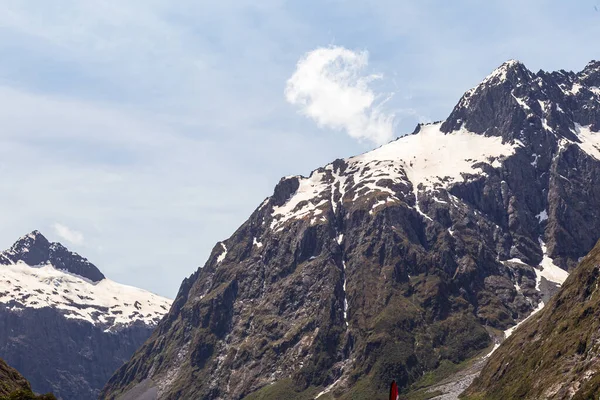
<box><xmin>480</xmin><ymin>59</ymin><xmax>531</xmax><ymax>86</ymax></box>
<box><xmin>579</xmin><ymin>59</ymin><xmax>600</xmax><ymax>86</ymax></box>
<box><xmin>18</xmin><ymin>230</ymin><xmax>48</xmax><ymax>244</ymax></box>
<box><xmin>0</xmin><ymin>230</ymin><xmax>105</xmax><ymax>282</ymax></box>
<box><xmin>440</xmin><ymin>59</ymin><xmax>535</xmax><ymax>137</ymax></box>
<box><xmin>582</xmin><ymin>59</ymin><xmax>600</xmax><ymax>72</ymax></box>
<box><xmin>23</xmin><ymin>229</ymin><xmax>44</xmax><ymax>239</ymax></box>
<box><xmin>442</xmin><ymin>59</ymin><xmax>600</xmax><ymax>142</ymax></box>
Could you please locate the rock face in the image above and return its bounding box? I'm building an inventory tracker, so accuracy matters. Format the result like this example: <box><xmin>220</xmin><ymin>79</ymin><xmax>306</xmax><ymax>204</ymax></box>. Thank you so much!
<box><xmin>464</xmin><ymin>239</ymin><xmax>600</xmax><ymax>400</ymax></box>
<box><xmin>102</xmin><ymin>60</ymin><xmax>600</xmax><ymax>400</ymax></box>
<box><xmin>0</xmin><ymin>231</ymin><xmax>172</xmax><ymax>400</ymax></box>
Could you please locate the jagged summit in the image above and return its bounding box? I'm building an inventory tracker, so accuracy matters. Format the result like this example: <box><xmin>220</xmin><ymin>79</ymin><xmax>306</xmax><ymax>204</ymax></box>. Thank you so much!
<box><xmin>442</xmin><ymin>59</ymin><xmax>600</xmax><ymax>144</ymax></box>
<box><xmin>479</xmin><ymin>59</ymin><xmax>531</xmax><ymax>87</ymax></box>
<box><xmin>0</xmin><ymin>230</ymin><xmax>105</xmax><ymax>282</ymax></box>
<box><xmin>581</xmin><ymin>59</ymin><xmax>600</xmax><ymax>73</ymax></box>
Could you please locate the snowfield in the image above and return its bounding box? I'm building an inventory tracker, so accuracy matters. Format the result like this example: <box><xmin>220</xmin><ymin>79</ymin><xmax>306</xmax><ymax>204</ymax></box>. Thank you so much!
<box><xmin>0</xmin><ymin>260</ymin><xmax>172</xmax><ymax>331</ymax></box>
<box><xmin>271</xmin><ymin>122</ymin><xmax>522</xmax><ymax>229</ymax></box>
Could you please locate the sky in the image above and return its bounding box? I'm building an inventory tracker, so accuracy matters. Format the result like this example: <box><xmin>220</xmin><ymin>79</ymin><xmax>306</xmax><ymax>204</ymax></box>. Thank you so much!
<box><xmin>0</xmin><ymin>0</ymin><xmax>599</xmax><ymax>298</ymax></box>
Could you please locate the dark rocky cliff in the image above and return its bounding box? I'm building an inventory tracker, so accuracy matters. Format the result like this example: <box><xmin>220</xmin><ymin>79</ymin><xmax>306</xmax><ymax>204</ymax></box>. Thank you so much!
<box><xmin>0</xmin><ymin>308</ymin><xmax>151</xmax><ymax>400</ymax></box>
<box><xmin>102</xmin><ymin>60</ymin><xmax>600</xmax><ymax>399</ymax></box>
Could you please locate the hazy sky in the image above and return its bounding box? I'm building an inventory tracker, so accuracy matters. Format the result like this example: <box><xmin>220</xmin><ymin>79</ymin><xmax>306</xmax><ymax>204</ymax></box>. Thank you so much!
<box><xmin>1</xmin><ymin>0</ymin><xmax>599</xmax><ymax>298</ymax></box>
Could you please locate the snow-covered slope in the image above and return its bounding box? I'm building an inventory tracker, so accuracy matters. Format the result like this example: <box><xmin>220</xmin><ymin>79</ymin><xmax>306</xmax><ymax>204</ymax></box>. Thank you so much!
<box><xmin>0</xmin><ymin>261</ymin><xmax>170</xmax><ymax>331</ymax></box>
<box><xmin>0</xmin><ymin>231</ymin><xmax>171</xmax><ymax>331</ymax></box>
<box><xmin>270</xmin><ymin>122</ymin><xmax>522</xmax><ymax>230</ymax></box>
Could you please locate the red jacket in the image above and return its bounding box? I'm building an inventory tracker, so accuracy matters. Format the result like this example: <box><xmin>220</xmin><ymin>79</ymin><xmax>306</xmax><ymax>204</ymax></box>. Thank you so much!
<box><xmin>389</xmin><ymin>380</ymin><xmax>399</xmax><ymax>400</ymax></box>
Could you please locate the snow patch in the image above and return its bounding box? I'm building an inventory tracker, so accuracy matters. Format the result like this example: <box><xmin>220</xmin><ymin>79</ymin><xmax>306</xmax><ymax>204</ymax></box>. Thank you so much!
<box><xmin>514</xmin><ymin>281</ymin><xmax>522</xmax><ymax>294</ymax></box>
<box><xmin>353</xmin><ymin>123</ymin><xmax>520</xmax><ymax>191</ymax></box>
<box><xmin>512</xmin><ymin>93</ymin><xmax>531</xmax><ymax>110</ymax></box>
<box><xmin>350</xmin><ymin>123</ymin><xmax>521</xmax><ymax>189</ymax></box>
<box><xmin>271</xmin><ymin>171</ymin><xmax>328</xmax><ymax>230</ymax></box>
<box><xmin>504</xmin><ymin>300</ymin><xmax>545</xmax><ymax>339</ymax></box>
<box><xmin>253</xmin><ymin>238</ymin><xmax>263</xmax><ymax>248</ymax></box>
<box><xmin>315</xmin><ymin>376</ymin><xmax>344</xmax><ymax>399</ymax></box>
<box><xmin>535</xmin><ymin>239</ymin><xmax>569</xmax><ymax>288</ymax></box>
<box><xmin>217</xmin><ymin>243</ymin><xmax>227</xmax><ymax>263</ymax></box>
<box><xmin>369</xmin><ymin>197</ymin><xmax>397</xmax><ymax>215</ymax></box>
<box><xmin>486</xmin><ymin>299</ymin><xmax>545</xmax><ymax>358</ymax></box>
<box><xmin>342</xmin><ymin>261</ymin><xmax>348</xmax><ymax>327</ymax></box>
<box><xmin>570</xmin><ymin>83</ymin><xmax>582</xmax><ymax>95</ymax></box>
<box><xmin>536</xmin><ymin>210</ymin><xmax>548</xmax><ymax>223</ymax></box>
<box><xmin>572</xmin><ymin>124</ymin><xmax>600</xmax><ymax>160</ymax></box>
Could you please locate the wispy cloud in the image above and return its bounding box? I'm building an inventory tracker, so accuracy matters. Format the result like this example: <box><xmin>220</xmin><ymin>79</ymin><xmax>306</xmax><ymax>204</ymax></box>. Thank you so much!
<box><xmin>285</xmin><ymin>46</ymin><xmax>396</xmax><ymax>145</ymax></box>
<box><xmin>53</xmin><ymin>223</ymin><xmax>84</xmax><ymax>245</ymax></box>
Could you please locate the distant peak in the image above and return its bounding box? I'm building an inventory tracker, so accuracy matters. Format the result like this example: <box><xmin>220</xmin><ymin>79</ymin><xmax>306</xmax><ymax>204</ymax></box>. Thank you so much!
<box><xmin>14</xmin><ymin>230</ymin><xmax>50</xmax><ymax>249</ymax></box>
<box><xmin>1</xmin><ymin>230</ymin><xmax>105</xmax><ymax>282</ymax></box>
<box><xmin>501</xmin><ymin>59</ymin><xmax>524</xmax><ymax>68</ymax></box>
<box><xmin>441</xmin><ymin>60</ymin><xmax>535</xmax><ymax>135</ymax></box>
<box><xmin>579</xmin><ymin>60</ymin><xmax>600</xmax><ymax>86</ymax></box>
<box><xmin>481</xmin><ymin>59</ymin><xmax>531</xmax><ymax>86</ymax></box>
<box><xmin>582</xmin><ymin>59</ymin><xmax>600</xmax><ymax>71</ymax></box>
<box><xmin>21</xmin><ymin>230</ymin><xmax>47</xmax><ymax>241</ymax></box>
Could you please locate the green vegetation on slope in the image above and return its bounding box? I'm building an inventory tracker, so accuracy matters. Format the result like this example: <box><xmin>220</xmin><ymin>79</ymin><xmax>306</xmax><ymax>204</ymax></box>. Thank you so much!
<box><xmin>0</xmin><ymin>390</ymin><xmax>56</xmax><ymax>400</ymax></box>
<box><xmin>464</xmin><ymin>239</ymin><xmax>600</xmax><ymax>399</ymax></box>
<box><xmin>0</xmin><ymin>358</ymin><xmax>55</xmax><ymax>400</ymax></box>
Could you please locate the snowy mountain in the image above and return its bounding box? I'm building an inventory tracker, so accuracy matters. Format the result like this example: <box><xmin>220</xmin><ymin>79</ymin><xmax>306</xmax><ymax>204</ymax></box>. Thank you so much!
<box><xmin>0</xmin><ymin>231</ymin><xmax>172</xmax><ymax>399</ymax></box>
<box><xmin>103</xmin><ymin>59</ymin><xmax>600</xmax><ymax>400</ymax></box>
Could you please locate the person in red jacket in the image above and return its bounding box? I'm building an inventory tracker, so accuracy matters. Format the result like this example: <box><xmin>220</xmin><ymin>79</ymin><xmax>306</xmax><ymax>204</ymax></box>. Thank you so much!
<box><xmin>389</xmin><ymin>380</ymin><xmax>399</xmax><ymax>400</ymax></box>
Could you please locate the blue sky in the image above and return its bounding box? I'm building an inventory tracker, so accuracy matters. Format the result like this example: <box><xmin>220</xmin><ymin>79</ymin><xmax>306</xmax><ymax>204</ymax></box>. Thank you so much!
<box><xmin>0</xmin><ymin>0</ymin><xmax>599</xmax><ymax>298</ymax></box>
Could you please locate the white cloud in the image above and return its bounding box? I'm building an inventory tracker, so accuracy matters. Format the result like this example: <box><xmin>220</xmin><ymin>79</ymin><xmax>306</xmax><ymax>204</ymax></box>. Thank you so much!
<box><xmin>53</xmin><ymin>223</ymin><xmax>85</xmax><ymax>246</ymax></box>
<box><xmin>285</xmin><ymin>46</ymin><xmax>396</xmax><ymax>145</ymax></box>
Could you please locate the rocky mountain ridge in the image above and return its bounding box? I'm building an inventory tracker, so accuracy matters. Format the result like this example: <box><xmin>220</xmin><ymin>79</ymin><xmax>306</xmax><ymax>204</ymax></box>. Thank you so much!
<box><xmin>103</xmin><ymin>59</ymin><xmax>600</xmax><ymax>399</ymax></box>
<box><xmin>0</xmin><ymin>231</ymin><xmax>172</xmax><ymax>400</ymax></box>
